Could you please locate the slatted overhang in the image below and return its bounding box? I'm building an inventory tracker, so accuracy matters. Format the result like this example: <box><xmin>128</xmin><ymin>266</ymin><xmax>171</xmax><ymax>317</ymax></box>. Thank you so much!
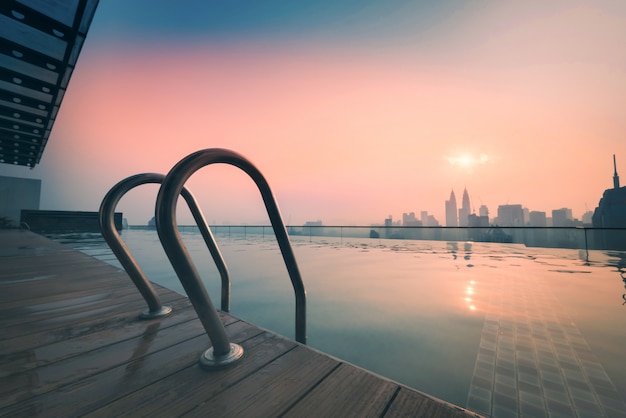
<box><xmin>0</xmin><ymin>0</ymin><xmax>99</xmax><ymax>168</ymax></box>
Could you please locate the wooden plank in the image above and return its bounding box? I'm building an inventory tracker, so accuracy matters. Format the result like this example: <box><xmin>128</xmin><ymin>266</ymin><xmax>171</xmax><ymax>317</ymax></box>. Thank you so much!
<box><xmin>0</xmin><ymin>313</ymin><xmax>238</xmax><ymax>409</ymax></box>
<box><xmin>0</xmin><ymin>285</ymin><xmax>147</xmax><ymax>327</ymax></box>
<box><xmin>282</xmin><ymin>362</ymin><xmax>398</xmax><ymax>418</ymax></box>
<box><xmin>1</xmin><ymin>321</ymin><xmax>264</xmax><ymax>417</ymax></box>
<box><xmin>385</xmin><ymin>387</ymin><xmax>482</xmax><ymax>418</ymax></box>
<box><xmin>181</xmin><ymin>345</ymin><xmax>339</xmax><ymax>417</ymax></box>
<box><xmin>0</xmin><ymin>292</ymin><xmax>189</xmax><ymax>357</ymax></box>
<box><xmin>0</xmin><ymin>304</ymin><xmax>201</xmax><ymax>377</ymax></box>
<box><xmin>0</xmin><ymin>289</ymin><xmax>185</xmax><ymax>344</ymax></box>
<box><xmin>86</xmin><ymin>331</ymin><xmax>298</xmax><ymax>417</ymax></box>
<box><xmin>0</xmin><ymin>262</ymin><xmax>127</xmax><ymax>286</ymax></box>
<box><xmin>0</xmin><ymin>281</ymin><xmax>135</xmax><ymax>313</ymax></box>
<box><xmin>0</xmin><ymin>264</ymin><xmax>133</xmax><ymax>302</ymax></box>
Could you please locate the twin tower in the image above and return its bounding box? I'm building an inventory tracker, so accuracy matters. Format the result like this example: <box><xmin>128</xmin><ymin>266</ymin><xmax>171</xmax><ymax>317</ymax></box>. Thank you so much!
<box><xmin>445</xmin><ymin>188</ymin><xmax>471</xmax><ymax>227</ymax></box>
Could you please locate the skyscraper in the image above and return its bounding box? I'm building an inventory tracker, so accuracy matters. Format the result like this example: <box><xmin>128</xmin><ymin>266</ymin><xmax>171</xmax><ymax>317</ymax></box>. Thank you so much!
<box><xmin>496</xmin><ymin>204</ymin><xmax>524</xmax><ymax>226</ymax></box>
<box><xmin>593</xmin><ymin>154</ymin><xmax>626</xmax><ymax>228</ymax></box>
<box><xmin>458</xmin><ymin>187</ymin><xmax>471</xmax><ymax>227</ymax></box>
<box><xmin>445</xmin><ymin>190</ymin><xmax>458</xmax><ymax>227</ymax></box>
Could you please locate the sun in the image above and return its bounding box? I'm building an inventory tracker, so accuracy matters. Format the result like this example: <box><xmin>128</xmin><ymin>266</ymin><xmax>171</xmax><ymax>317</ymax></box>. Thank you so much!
<box><xmin>446</xmin><ymin>153</ymin><xmax>490</xmax><ymax>168</ymax></box>
<box><xmin>458</xmin><ymin>155</ymin><xmax>473</xmax><ymax>167</ymax></box>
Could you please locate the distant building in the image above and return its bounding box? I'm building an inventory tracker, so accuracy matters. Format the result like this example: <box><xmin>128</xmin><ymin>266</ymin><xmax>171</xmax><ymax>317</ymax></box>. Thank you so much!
<box><xmin>582</xmin><ymin>211</ymin><xmax>593</xmax><ymax>225</ymax></box>
<box><xmin>592</xmin><ymin>155</ymin><xmax>626</xmax><ymax>228</ymax></box>
<box><xmin>458</xmin><ymin>188</ymin><xmax>471</xmax><ymax>227</ymax></box>
<box><xmin>528</xmin><ymin>211</ymin><xmax>547</xmax><ymax>227</ymax></box>
<box><xmin>303</xmin><ymin>220</ymin><xmax>324</xmax><ymax>235</ymax></box>
<box><xmin>445</xmin><ymin>190</ymin><xmax>458</xmax><ymax>227</ymax></box>
<box><xmin>478</xmin><ymin>205</ymin><xmax>489</xmax><ymax>219</ymax></box>
<box><xmin>303</xmin><ymin>220</ymin><xmax>323</xmax><ymax>227</ymax></box>
<box><xmin>523</xmin><ymin>207</ymin><xmax>530</xmax><ymax>225</ymax></box>
<box><xmin>468</xmin><ymin>213</ymin><xmax>489</xmax><ymax>227</ymax></box>
<box><xmin>420</xmin><ymin>211</ymin><xmax>440</xmax><ymax>226</ymax></box>
<box><xmin>495</xmin><ymin>204</ymin><xmax>524</xmax><ymax>226</ymax></box>
<box><xmin>552</xmin><ymin>208</ymin><xmax>573</xmax><ymax>227</ymax></box>
<box><xmin>402</xmin><ymin>212</ymin><xmax>421</xmax><ymax>226</ymax></box>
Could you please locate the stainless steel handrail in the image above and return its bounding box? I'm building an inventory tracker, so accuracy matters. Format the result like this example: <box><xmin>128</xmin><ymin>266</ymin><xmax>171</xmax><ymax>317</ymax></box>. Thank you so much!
<box><xmin>156</xmin><ymin>148</ymin><xmax>307</xmax><ymax>367</ymax></box>
<box><xmin>99</xmin><ymin>173</ymin><xmax>232</xmax><ymax>320</ymax></box>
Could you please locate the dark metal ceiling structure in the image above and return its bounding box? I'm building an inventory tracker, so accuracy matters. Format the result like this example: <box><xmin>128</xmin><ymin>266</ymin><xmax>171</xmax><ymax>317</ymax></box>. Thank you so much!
<box><xmin>0</xmin><ymin>0</ymin><xmax>99</xmax><ymax>168</ymax></box>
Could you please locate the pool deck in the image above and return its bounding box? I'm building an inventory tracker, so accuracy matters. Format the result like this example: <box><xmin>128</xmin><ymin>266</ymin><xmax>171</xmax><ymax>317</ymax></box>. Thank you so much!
<box><xmin>0</xmin><ymin>229</ymin><xmax>481</xmax><ymax>417</ymax></box>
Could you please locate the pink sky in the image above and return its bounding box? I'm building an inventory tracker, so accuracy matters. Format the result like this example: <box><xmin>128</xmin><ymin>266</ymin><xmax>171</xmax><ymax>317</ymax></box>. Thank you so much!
<box><xmin>1</xmin><ymin>1</ymin><xmax>625</xmax><ymax>225</ymax></box>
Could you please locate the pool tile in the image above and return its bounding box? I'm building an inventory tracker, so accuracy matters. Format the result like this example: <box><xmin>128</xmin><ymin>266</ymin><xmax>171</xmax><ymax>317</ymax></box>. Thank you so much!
<box><xmin>539</xmin><ymin>369</ymin><xmax>563</xmax><ymax>384</ymax></box>
<box><xmin>516</xmin><ymin>359</ymin><xmax>536</xmax><ymax>372</ymax></box>
<box><xmin>496</xmin><ymin>361</ymin><xmax>516</xmax><ymax>375</ymax></box>
<box><xmin>493</xmin><ymin>391</ymin><xmax>518</xmax><ymax>411</ymax></box>
<box><xmin>519</xmin><ymin>401</ymin><xmax>547</xmax><ymax>418</ymax></box>
<box><xmin>472</xmin><ymin>375</ymin><xmax>493</xmax><ymax>391</ymax></box>
<box><xmin>474</xmin><ymin>363</ymin><xmax>495</xmax><ymax>380</ymax></box>
<box><xmin>544</xmin><ymin>387</ymin><xmax>571</xmax><ymax>405</ymax></box>
<box><xmin>571</xmin><ymin>396</ymin><xmax>603</xmax><ymax>416</ymax></box>
<box><xmin>589</xmin><ymin>376</ymin><xmax>617</xmax><ymax>392</ymax></box>
<box><xmin>538</xmin><ymin>356</ymin><xmax>558</xmax><ymax>368</ymax></box>
<box><xmin>491</xmin><ymin>404</ymin><xmax>518</xmax><ymax>418</ymax></box>
<box><xmin>569</xmin><ymin>386</ymin><xmax>598</xmax><ymax>403</ymax></box>
<box><xmin>580</xmin><ymin>360</ymin><xmax>605</xmax><ymax>374</ymax></box>
<box><xmin>495</xmin><ymin>374</ymin><xmax>517</xmax><ymax>389</ymax></box>
<box><xmin>469</xmin><ymin>385</ymin><xmax>492</xmax><ymax>402</ymax></box>
<box><xmin>594</xmin><ymin>386</ymin><xmax>623</xmax><ymax>401</ymax></box>
<box><xmin>561</xmin><ymin>368</ymin><xmax>585</xmax><ymax>382</ymax></box>
<box><xmin>479</xmin><ymin>345</ymin><xmax>497</xmax><ymax>357</ymax></box>
<box><xmin>597</xmin><ymin>394</ymin><xmax>626</xmax><ymax>414</ymax></box>
<box><xmin>519</xmin><ymin>390</ymin><xmax>544</xmax><ymax>407</ymax></box>
<box><xmin>557</xmin><ymin>350</ymin><xmax>580</xmax><ymax>367</ymax></box>
<box><xmin>480</xmin><ymin>339</ymin><xmax>497</xmax><ymax>352</ymax></box>
<box><xmin>518</xmin><ymin>372</ymin><xmax>540</xmax><ymax>387</ymax></box>
<box><xmin>517</xmin><ymin>364</ymin><xmax>538</xmax><ymax>378</ymax></box>
<box><xmin>565</xmin><ymin>377</ymin><xmax>590</xmax><ymax>392</ymax></box>
<box><xmin>494</xmin><ymin>382</ymin><xmax>518</xmax><ymax>398</ymax></box>
<box><xmin>518</xmin><ymin>381</ymin><xmax>541</xmax><ymax>396</ymax></box>
<box><xmin>542</xmin><ymin>379</ymin><xmax>567</xmax><ymax>394</ymax></box>
<box><xmin>467</xmin><ymin>395</ymin><xmax>491</xmax><ymax>417</ymax></box>
<box><xmin>546</xmin><ymin>399</ymin><xmax>576</xmax><ymax>418</ymax></box>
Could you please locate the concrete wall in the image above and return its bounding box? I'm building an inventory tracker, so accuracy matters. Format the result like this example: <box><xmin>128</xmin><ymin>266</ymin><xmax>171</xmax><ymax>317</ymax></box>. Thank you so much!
<box><xmin>0</xmin><ymin>176</ymin><xmax>41</xmax><ymax>227</ymax></box>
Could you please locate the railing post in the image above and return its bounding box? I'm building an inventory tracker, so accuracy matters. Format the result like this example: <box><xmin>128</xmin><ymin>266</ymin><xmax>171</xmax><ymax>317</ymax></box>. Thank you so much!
<box><xmin>99</xmin><ymin>174</ymin><xmax>172</xmax><ymax>320</ymax></box>
<box><xmin>156</xmin><ymin>180</ymin><xmax>242</xmax><ymax>366</ymax></box>
<box><xmin>156</xmin><ymin>148</ymin><xmax>307</xmax><ymax>349</ymax></box>
<box><xmin>583</xmin><ymin>227</ymin><xmax>589</xmax><ymax>262</ymax></box>
<box><xmin>99</xmin><ymin>173</ymin><xmax>232</xmax><ymax>319</ymax></box>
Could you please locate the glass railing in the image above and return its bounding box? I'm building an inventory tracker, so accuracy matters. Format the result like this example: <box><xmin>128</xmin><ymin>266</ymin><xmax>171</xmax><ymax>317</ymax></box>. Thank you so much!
<box><xmin>139</xmin><ymin>225</ymin><xmax>626</xmax><ymax>253</ymax></box>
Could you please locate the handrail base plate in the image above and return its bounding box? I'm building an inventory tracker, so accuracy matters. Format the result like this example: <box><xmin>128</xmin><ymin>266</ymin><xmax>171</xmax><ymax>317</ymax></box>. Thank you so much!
<box><xmin>200</xmin><ymin>343</ymin><xmax>244</xmax><ymax>369</ymax></box>
<box><xmin>139</xmin><ymin>305</ymin><xmax>173</xmax><ymax>320</ymax></box>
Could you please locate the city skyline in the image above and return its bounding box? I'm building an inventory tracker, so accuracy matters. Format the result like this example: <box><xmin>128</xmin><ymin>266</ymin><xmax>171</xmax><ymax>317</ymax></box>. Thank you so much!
<box><xmin>381</xmin><ymin>186</ymin><xmax>595</xmax><ymax>229</ymax></box>
<box><xmin>0</xmin><ymin>1</ymin><xmax>625</xmax><ymax>226</ymax></box>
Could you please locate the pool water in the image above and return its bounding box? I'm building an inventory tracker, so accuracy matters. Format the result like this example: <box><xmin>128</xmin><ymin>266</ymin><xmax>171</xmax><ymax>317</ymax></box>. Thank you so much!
<box><xmin>51</xmin><ymin>229</ymin><xmax>626</xmax><ymax>417</ymax></box>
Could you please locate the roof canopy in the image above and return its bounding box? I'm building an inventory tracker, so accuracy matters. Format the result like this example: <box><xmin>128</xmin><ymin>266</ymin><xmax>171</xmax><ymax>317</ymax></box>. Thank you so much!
<box><xmin>0</xmin><ymin>0</ymin><xmax>99</xmax><ymax>168</ymax></box>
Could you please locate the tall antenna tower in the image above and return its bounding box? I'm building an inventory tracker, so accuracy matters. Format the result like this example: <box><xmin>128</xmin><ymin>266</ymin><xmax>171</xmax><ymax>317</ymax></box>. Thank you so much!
<box><xmin>613</xmin><ymin>154</ymin><xmax>620</xmax><ymax>189</ymax></box>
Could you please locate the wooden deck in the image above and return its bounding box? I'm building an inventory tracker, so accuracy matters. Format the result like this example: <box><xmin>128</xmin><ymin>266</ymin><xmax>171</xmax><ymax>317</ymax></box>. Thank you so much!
<box><xmin>0</xmin><ymin>229</ymin><xmax>482</xmax><ymax>417</ymax></box>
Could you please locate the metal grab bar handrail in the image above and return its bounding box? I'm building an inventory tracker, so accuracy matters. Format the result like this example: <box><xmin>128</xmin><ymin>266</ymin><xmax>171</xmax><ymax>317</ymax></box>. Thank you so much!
<box><xmin>155</xmin><ymin>148</ymin><xmax>307</xmax><ymax>367</ymax></box>
<box><xmin>99</xmin><ymin>173</ymin><xmax>232</xmax><ymax>319</ymax></box>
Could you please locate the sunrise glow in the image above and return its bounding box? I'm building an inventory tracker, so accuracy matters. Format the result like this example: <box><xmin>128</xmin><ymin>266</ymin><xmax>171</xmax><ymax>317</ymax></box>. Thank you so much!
<box><xmin>0</xmin><ymin>1</ymin><xmax>624</xmax><ymax>226</ymax></box>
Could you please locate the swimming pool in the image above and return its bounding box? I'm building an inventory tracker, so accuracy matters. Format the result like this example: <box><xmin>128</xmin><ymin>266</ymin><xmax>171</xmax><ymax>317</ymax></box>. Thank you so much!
<box><xmin>50</xmin><ymin>228</ymin><xmax>626</xmax><ymax>417</ymax></box>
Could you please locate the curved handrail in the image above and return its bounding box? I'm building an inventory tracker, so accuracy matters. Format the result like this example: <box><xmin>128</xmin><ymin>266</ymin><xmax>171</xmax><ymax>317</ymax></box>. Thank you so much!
<box><xmin>155</xmin><ymin>148</ymin><xmax>307</xmax><ymax>365</ymax></box>
<box><xmin>99</xmin><ymin>173</ymin><xmax>232</xmax><ymax>319</ymax></box>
